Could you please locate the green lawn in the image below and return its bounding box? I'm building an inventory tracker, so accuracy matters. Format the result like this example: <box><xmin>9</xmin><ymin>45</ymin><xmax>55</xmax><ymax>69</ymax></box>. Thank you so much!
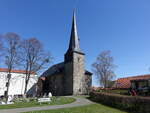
<box><xmin>0</xmin><ymin>97</ymin><xmax>75</xmax><ymax>110</ymax></box>
<box><xmin>23</xmin><ymin>104</ymin><xmax>128</xmax><ymax>113</ymax></box>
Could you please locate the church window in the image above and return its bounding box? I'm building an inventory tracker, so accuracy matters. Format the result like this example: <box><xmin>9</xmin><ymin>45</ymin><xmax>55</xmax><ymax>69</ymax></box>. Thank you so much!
<box><xmin>78</xmin><ymin>57</ymin><xmax>80</xmax><ymax>62</ymax></box>
<box><xmin>79</xmin><ymin>88</ymin><xmax>81</xmax><ymax>92</ymax></box>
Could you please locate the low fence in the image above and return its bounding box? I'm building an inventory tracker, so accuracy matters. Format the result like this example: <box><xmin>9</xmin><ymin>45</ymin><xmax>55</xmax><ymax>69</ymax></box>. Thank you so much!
<box><xmin>90</xmin><ymin>91</ymin><xmax>150</xmax><ymax>113</ymax></box>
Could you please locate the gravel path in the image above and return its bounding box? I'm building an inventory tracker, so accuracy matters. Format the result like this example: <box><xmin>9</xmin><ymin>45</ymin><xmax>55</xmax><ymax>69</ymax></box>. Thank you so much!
<box><xmin>0</xmin><ymin>97</ymin><xmax>94</xmax><ymax>113</ymax></box>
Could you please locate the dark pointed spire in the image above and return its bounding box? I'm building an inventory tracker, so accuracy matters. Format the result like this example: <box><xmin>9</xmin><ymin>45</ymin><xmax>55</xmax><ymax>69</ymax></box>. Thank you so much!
<box><xmin>68</xmin><ymin>10</ymin><xmax>81</xmax><ymax>52</ymax></box>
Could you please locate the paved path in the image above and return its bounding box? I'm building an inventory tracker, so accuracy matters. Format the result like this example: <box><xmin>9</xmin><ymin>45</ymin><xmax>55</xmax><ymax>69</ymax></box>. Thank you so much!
<box><xmin>0</xmin><ymin>97</ymin><xmax>94</xmax><ymax>113</ymax></box>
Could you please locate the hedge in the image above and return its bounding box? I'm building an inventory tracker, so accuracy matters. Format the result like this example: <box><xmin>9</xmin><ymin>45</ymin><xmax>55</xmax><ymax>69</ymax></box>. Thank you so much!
<box><xmin>90</xmin><ymin>92</ymin><xmax>150</xmax><ymax>113</ymax></box>
<box><xmin>96</xmin><ymin>89</ymin><xmax>129</xmax><ymax>95</ymax></box>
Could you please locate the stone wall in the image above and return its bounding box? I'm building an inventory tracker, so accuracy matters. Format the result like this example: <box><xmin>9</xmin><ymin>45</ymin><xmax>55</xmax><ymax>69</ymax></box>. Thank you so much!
<box><xmin>82</xmin><ymin>74</ymin><xmax>92</xmax><ymax>94</ymax></box>
<box><xmin>73</xmin><ymin>52</ymin><xmax>85</xmax><ymax>95</ymax></box>
<box><xmin>48</xmin><ymin>74</ymin><xmax>64</xmax><ymax>96</ymax></box>
<box><xmin>64</xmin><ymin>62</ymin><xmax>73</xmax><ymax>95</ymax></box>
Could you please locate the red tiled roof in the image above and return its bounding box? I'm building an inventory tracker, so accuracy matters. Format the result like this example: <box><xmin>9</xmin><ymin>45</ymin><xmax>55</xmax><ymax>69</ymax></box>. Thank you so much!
<box><xmin>0</xmin><ymin>68</ymin><xmax>36</xmax><ymax>74</ymax></box>
<box><xmin>113</xmin><ymin>74</ymin><xmax>150</xmax><ymax>89</ymax></box>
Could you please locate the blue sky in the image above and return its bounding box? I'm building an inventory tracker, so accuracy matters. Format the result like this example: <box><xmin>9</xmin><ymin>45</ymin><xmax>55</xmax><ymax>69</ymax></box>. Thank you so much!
<box><xmin>0</xmin><ymin>0</ymin><xmax>150</xmax><ymax>86</ymax></box>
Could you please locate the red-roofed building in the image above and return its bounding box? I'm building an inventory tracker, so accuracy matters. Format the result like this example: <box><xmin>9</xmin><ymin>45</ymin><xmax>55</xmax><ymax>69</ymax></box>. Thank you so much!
<box><xmin>113</xmin><ymin>74</ymin><xmax>150</xmax><ymax>89</ymax></box>
<box><xmin>0</xmin><ymin>68</ymin><xmax>36</xmax><ymax>74</ymax></box>
<box><xmin>0</xmin><ymin>68</ymin><xmax>38</xmax><ymax>96</ymax></box>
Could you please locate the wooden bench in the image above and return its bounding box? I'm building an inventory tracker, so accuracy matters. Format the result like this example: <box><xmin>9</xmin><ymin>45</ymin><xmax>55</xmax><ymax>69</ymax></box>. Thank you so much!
<box><xmin>38</xmin><ymin>98</ymin><xmax>51</xmax><ymax>104</ymax></box>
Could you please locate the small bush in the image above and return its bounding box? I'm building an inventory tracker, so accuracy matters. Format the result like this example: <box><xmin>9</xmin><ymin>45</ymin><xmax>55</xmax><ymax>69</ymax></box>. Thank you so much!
<box><xmin>29</xmin><ymin>98</ymin><xmax>37</xmax><ymax>102</ymax></box>
<box><xmin>12</xmin><ymin>97</ymin><xmax>30</xmax><ymax>103</ymax></box>
<box><xmin>90</xmin><ymin>92</ymin><xmax>150</xmax><ymax>113</ymax></box>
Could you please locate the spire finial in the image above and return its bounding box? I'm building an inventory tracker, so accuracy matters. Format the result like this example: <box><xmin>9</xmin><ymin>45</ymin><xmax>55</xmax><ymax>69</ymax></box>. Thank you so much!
<box><xmin>67</xmin><ymin>10</ymin><xmax>81</xmax><ymax>52</ymax></box>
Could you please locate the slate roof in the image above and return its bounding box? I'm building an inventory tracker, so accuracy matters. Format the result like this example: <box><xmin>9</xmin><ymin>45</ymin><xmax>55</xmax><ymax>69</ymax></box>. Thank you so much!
<box><xmin>112</xmin><ymin>74</ymin><xmax>150</xmax><ymax>89</ymax></box>
<box><xmin>41</xmin><ymin>62</ymin><xmax>92</xmax><ymax>77</ymax></box>
<box><xmin>41</xmin><ymin>62</ymin><xmax>64</xmax><ymax>77</ymax></box>
<box><xmin>68</xmin><ymin>11</ymin><xmax>81</xmax><ymax>53</ymax></box>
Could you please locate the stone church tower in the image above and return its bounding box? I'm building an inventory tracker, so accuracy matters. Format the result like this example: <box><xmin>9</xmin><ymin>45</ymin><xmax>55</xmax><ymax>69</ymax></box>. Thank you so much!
<box><xmin>37</xmin><ymin>11</ymin><xmax>92</xmax><ymax>96</ymax></box>
<box><xmin>64</xmin><ymin>11</ymin><xmax>85</xmax><ymax>95</ymax></box>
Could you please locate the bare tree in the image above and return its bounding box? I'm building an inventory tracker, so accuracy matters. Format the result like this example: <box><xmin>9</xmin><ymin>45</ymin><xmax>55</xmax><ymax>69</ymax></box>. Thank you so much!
<box><xmin>0</xmin><ymin>35</ymin><xmax>2</xmax><ymax>50</ymax></box>
<box><xmin>20</xmin><ymin>38</ymin><xmax>52</xmax><ymax>96</ymax></box>
<box><xmin>0</xmin><ymin>35</ymin><xmax>4</xmax><ymax>57</ymax></box>
<box><xmin>3</xmin><ymin>32</ymin><xmax>21</xmax><ymax>101</ymax></box>
<box><xmin>92</xmin><ymin>50</ymin><xmax>116</xmax><ymax>88</ymax></box>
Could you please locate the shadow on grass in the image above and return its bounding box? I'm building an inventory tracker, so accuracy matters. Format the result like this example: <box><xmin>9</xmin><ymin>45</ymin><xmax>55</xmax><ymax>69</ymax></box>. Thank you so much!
<box><xmin>0</xmin><ymin>97</ymin><xmax>76</xmax><ymax>110</ymax></box>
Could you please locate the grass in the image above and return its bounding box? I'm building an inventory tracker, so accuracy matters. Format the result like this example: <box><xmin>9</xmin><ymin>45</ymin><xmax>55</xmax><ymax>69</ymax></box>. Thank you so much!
<box><xmin>23</xmin><ymin>103</ymin><xmax>128</xmax><ymax>113</ymax></box>
<box><xmin>0</xmin><ymin>97</ymin><xmax>76</xmax><ymax>110</ymax></box>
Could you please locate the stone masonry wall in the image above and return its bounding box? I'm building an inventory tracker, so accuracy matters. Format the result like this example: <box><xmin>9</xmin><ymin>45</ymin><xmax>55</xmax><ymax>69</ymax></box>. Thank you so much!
<box><xmin>64</xmin><ymin>62</ymin><xmax>73</xmax><ymax>95</ymax></box>
<box><xmin>73</xmin><ymin>52</ymin><xmax>85</xmax><ymax>95</ymax></box>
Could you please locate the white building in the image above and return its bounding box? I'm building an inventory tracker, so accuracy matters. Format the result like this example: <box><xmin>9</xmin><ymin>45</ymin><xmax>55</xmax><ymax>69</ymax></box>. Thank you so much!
<box><xmin>0</xmin><ymin>68</ymin><xmax>38</xmax><ymax>96</ymax></box>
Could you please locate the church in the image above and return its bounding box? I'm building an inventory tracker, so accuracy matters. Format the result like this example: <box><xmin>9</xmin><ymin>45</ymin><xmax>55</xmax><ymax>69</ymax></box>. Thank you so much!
<box><xmin>37</xmin><ymin>12</ymin><xmax>92</xmax><ymax>96</ymax></box>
